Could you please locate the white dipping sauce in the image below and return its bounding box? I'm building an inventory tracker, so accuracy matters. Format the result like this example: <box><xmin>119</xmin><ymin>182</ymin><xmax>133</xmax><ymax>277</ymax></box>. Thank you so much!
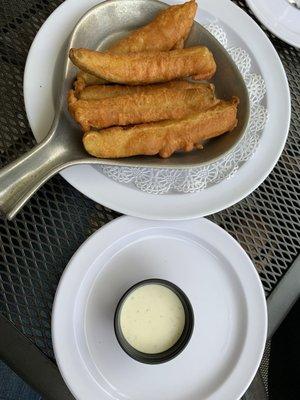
<box><xmin>120</xmin><ymin>284</ymin><xmax>185</xmax><ymax>354</ymax></box>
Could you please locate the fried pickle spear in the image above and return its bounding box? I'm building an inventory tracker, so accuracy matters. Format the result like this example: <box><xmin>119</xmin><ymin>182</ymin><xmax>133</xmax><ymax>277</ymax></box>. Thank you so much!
<box><xmin>69</xmin><ymin>47</ymin><xmax>217</xmax><ymax>85</ymax></box>
<box><xmin>78</xmin><ymin>81</ymin><xmax>214</xmax><ymax>100</ymax></box>
<box><xmin>74</xmin><ymin>1</ymin><xmax>197</xmax><ymax>91</ymax></box>
<box><xmin>68</xmin><ymin>85</ymin><xmax>218</xmax><ymax>131</ymax></box>
<box><xmin>83</xmin><ymin>98</ymin><xmax>239</xmax><ymax>159</ymax></box>
<box><xmin>74</xmin><ymin>71</ymin><xmax>105</xmax><ymax>94</ymax></box>
<box><xmin>109</xmin><ymin>0</ymin><xmax>197</xmax><ymax>54</ymax></box>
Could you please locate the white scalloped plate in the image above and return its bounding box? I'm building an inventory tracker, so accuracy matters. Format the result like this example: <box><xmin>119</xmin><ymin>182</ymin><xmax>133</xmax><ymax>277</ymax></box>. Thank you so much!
<box><xmin>24</xmin><ymin>0</ymin><xmax>290</xmax><ymax>219</ymax></box>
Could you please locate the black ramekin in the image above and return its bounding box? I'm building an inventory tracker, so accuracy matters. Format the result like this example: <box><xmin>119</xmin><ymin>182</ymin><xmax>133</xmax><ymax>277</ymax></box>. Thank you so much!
<box><xmin>114</xmin><ymin>278</ymin><xmax>194</xmax><ymax>364</ymax></box>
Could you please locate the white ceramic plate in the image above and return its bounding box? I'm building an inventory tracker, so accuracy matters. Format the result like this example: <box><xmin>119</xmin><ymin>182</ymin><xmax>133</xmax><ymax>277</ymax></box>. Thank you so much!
<box><xmin>24</xmin><ymin>0</ymin><xmax>290</xmax><ymax>220</ymax></box>
<box><xmin>246</xmin><ymin>0</ymin><xmax>300</xmax><ymax>48</ymax></box>
<box><xmin>52</xmin><ymin>216</ymin><xmax>267</xmax><ymax>400</ymax></box>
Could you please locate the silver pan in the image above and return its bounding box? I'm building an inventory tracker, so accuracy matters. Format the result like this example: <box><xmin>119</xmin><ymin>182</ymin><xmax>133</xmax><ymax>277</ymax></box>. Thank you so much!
<box><xmin>0</xmin><ymin>0</ymin><xmax>249</xmax><ymax>219</ymax></box>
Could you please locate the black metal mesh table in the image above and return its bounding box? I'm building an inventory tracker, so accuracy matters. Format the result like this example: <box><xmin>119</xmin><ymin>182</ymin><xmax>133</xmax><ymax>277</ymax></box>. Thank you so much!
<box><xmin>0</xmin><ymin>0</ymin><xmax>299</xmax><ymax>395</ymax></box>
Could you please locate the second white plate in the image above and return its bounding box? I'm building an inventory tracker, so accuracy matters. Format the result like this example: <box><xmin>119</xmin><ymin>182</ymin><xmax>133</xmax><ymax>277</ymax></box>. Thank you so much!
<box><xmin>24</xmin><ymin>0</ymin><xmax>290</xmax><ymax>219</ymax></box>
<box><xmin>246</xmin><ymin>0</ymin><xmax>300</xmax><ymax>48</ymax></box>
<box><xmin>52</xmin><ymin>216</ymin><xmax>267</xmax><ymax>400</ymax></box>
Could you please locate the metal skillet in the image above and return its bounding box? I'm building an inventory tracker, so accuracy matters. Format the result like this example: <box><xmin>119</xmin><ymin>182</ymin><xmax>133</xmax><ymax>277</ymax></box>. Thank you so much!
<box><xmin>0</xmin><ymin>0</ymin><xmax>249</xmax><ymax>220</ymax></box>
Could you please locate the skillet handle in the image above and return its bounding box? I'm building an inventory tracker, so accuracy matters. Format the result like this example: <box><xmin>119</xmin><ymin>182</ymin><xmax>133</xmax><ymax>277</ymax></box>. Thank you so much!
<box><xmin>0</xmin><ymin>133</ymin><xmax>74</xmax><ymax>220</ymax></box>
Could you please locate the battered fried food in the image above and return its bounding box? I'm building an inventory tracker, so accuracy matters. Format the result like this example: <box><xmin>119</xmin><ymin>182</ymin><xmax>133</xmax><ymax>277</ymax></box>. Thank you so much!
<box><xmin>69</xmin><ymin>46</ymin><xmax>217</xmax><ymax>85</ymax></box>
<box><xmin>109</xmin><ymin>0</ymin><xmax>197</xmax><ymax>54</ymax></box>
<box><xmin>78</xmin><ymin>81</ymin><xmax>214</xmax><ymax>100</ymax></box>
<box><xmin>83</xmin><ymin>98</ymin><xmax>239</xmax><ymax>159</ymax></box>
<box><xmin>74</xmin><ymin>1</ymin><xmax>197</xmax><ymax>91</ymax></box>
<box><xmin>69</xmin><ymin>85</ymin><xmax>218</xmax><ymax>131</ymax></box>
<box><xmin>74</xmin><ymin>71</ymin><xmax>106</xmax><ymax>94</ymax></box>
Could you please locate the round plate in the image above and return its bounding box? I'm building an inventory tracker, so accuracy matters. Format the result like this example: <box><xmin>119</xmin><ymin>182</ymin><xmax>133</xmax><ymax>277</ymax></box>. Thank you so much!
<box><xmin>246</xmin><ymin>0</ymin><xmax>300</xmax><ymax>48</ymax></box>
<box><xmin>52</xmin><ymin>216</ymin><xmax>267</xmax><ymax>400</ymax></box>
<box><xmin>24</xmin><ymin>0</ymin><xmax>290</xmax><ymax>220</ymax></box>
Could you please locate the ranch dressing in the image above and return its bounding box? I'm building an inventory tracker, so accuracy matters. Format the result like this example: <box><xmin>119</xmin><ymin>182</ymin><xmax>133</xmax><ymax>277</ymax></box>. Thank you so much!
<box><xmin>120</xmin><ymin>284</ymin><xmax>185</xmax><ymax>354</ymax></box>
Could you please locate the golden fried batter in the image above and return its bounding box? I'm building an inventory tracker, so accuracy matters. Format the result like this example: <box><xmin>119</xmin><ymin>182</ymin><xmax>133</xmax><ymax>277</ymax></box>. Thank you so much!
<box><xmin>172</xmin><ymin>38</ymin><xmax>185</xmax><ymax>50</ymax></box>
<box><xmin>78</xmin><ymin>81</ymin><xmax>215</xmax><ymax>100</ymax></box>
<box><xmin>74</xmin><ymin>71</ymin><xmax>106</xmax><ymax>94</ymax></box>
<box><xmin>67</xmin><ymin>90</ymin><xmax>77</xmax><ymax>118</ymax></box>
<box><xmin>69</xmin><ymin>47</ymin><xmax>217</xmax><ymax>85</ymax></box>
<box><xmin>74</xmin><ymin>1</ymin><xmax>197</xmax><ymax>91</ymax></box>
<box><xmin>83</xmin><ymin>98</ymin><xmax>239</xmax><ymax>159</ymax></box>
<box><xmin>69</xmin><ymin>86</ymin><xmax>218</xmax><ymax>131</ymax></box>
<box><xmin>109</xmin><ymin>1</ymin><xmax>197</xmax><ymax>54</ymax></box>
<box><xmin>74</xmin><ymin>0</ymin><xmax>197</xmax><ymax>94</ymax></box>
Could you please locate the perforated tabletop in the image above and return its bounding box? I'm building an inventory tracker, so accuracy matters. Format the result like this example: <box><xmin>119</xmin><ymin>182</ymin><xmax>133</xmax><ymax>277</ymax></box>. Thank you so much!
<box><xmin>0</xmin><ymin>0</ymin><xmax>299</xmax><ymax>366</ymax></box>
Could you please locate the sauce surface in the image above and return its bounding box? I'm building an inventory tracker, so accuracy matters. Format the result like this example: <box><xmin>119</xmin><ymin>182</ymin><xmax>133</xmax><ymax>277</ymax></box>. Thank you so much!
<box><xmin>120</xmin><ymin>283</ymin><xmax>185</xmax><ymax>354</ymax></box>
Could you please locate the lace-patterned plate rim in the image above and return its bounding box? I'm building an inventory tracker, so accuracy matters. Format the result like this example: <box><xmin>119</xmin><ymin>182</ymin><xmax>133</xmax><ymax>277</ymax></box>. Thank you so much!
<box><xmin>24</xmin><ymin>0</ymin><xmax>290</xmax><ymax>219</ymax></box>
<box><xmin>100</xmin><ymin>22</ymin><xmax>268</xmax><ymax>195</ymax></box>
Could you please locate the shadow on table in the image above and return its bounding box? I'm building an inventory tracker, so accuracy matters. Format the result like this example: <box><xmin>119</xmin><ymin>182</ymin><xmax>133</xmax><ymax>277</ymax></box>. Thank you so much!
<box><xmin>0</xmin><ymin>360</ymin><xmax>41</xmax><ymax>400</ymax></box>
